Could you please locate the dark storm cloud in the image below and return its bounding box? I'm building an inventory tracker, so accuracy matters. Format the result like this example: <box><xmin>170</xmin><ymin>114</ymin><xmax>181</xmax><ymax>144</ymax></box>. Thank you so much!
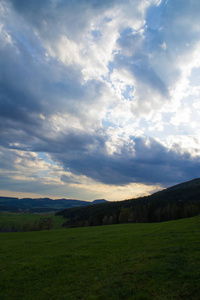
<box><xmin>0</xmin><ymin>0</ymin><xmax>108</xmax><ymax>159</ymax></box>
<box><xmin>53</xmin><ymin>136</ymin><xmax>200</xmax><ymax>187</ymax></box>
<box><xmin>0</xmin><ymin>8</ymin><xmax>108</xmax><ymax>150</ymax></box>
<box><xmin>0</xmin><ymin>173</ymin><xmax>59</xmax><ymax>195</ymax></box>
<box><xmin>9</xmin><ymin>0</ymin><xmax>121</xmax><ymax>42</ymax></box>
<box><xmin>0</xmin><ymin>35</ymin><xmax>83</xmax><ymax>118</ymax></box>
<box><xmin>1</xmin><ymin>0</ymin><xmax>200</xmax><ymax>198</ymax></box>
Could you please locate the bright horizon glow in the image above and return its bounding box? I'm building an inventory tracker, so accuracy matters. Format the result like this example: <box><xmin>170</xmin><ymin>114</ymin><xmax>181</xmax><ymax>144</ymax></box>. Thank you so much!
<box><xmin>0</xmin><ymin>0</ymin><xmax>200</xmax><ymax>201</ymax></box>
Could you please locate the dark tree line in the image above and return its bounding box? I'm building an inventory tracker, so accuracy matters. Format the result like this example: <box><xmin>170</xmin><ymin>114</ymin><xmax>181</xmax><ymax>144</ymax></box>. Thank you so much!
<box><xmin>57</xmin><ymin>178</ymin><xmax>200</xmax><ymax>227</ymax></box>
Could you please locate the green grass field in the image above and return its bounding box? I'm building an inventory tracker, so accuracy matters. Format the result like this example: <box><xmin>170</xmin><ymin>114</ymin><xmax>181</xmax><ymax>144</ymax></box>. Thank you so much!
<box><xmin>0</xmin><ymin>213</ymin><xmax>65</xmax><ymax>231</ymax></box>
<box><xmin>0</xmin><ymin>215</ymin><xmax>200</xmax><ymax>300</ymax></box>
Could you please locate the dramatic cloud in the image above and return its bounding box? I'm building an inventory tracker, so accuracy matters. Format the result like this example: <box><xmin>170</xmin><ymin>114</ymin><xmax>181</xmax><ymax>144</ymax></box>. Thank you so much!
<box><xmin>0</xmin><ymin>0</ymin><xmax>200</xmax><ymax>201</ymax></box>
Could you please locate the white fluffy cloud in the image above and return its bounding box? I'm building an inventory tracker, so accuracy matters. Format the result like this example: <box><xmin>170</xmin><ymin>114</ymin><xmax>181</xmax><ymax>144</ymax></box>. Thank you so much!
<box><xmin>0</xmin><ymin>0</ymin><xmax>200</xmax><ymax>200</ymax></box>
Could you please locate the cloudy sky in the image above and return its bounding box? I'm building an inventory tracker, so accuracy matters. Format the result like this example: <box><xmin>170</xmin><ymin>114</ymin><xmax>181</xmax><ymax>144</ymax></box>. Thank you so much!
<box><xmin>0</xmin><ymin>0</ymin><xmax>200</xmax><ymax>201</ymax></box>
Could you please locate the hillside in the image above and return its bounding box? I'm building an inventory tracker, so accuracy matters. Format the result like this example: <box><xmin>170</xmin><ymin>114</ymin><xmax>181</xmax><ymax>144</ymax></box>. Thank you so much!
<box><xmin>57</xmin><ymin>178</ymin><xmax>200</xmax><ymax>227</ymax></box>
<box><xmin>0</xmin><ymin>197</ymin><xmax>107</xmax><ymax>213</ymax></box>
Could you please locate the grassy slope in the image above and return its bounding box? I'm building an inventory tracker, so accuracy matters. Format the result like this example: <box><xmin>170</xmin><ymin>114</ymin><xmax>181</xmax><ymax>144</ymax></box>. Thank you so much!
<box><xmin>0</xmin><ymin>215</ymin><xmax>200</xmax><ymax>300</ymax></box>
<box><xmin>0</xmin><ymin>213</ymin><xmax>65</xmax><ymax>230</ymax></box>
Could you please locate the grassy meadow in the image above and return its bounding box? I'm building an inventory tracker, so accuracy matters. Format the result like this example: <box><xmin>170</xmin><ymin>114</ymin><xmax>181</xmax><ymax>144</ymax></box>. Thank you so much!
<box><xmin>0</xmin><ymin>215</ymin><xmax>200</xmax><ymax>300</ymax></box>
<box><xmin>0</xmin><ymin>213</ymin><xmax>65</xmax><ymax>231</ymax></box>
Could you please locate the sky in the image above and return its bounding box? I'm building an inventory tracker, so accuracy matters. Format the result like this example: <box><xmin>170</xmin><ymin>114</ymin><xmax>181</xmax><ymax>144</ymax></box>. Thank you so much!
<box><xmin>0</xmin><ymin>0</ymin><xmax>200</xmax><ymax>201</ymax></box>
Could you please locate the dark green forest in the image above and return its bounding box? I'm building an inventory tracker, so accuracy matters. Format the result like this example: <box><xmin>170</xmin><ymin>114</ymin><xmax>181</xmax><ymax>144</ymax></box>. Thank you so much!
<box><xmin>57</xmin><ymin>178</ymin><xmax>200</xmax><ymax>227</ymax></box>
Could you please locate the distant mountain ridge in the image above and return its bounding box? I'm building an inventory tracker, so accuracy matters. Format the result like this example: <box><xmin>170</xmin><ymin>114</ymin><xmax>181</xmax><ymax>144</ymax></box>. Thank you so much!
<box><xmin>0</xmin><ymin>197</ymin><xmax>107</xmax><ymax>213</ymax></box>
<box><xmin>57</xmin><ymin>178</ymin><xmax>200</xmax><ymax>227</ymax></box>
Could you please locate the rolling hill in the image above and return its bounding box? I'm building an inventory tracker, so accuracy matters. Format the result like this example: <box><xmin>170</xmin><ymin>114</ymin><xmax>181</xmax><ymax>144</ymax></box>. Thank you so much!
<box><xmin>0</xmin><ymin>197</ymin><xmax>107</xmax><ymax>213</ymax></box>
<box><xmin>56</xmin><ymin>178</ymin><xmax>200</xmax><ymax>227</ymax></box>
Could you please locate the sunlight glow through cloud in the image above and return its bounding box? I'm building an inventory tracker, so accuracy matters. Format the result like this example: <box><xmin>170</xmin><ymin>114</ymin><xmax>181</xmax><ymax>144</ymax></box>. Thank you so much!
<box><xmin>0</xmin><ymin>0</ymin><xmax>200</xmax><ymax>201</ymax></box>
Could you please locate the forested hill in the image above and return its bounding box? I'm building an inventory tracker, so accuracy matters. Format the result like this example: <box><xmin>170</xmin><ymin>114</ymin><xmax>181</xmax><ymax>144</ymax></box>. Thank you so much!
<box><xmin>0</xmin><ymin>197</ymin><xmax>107</xmax><ymax>213</ymax></box>
<box><xmin>56</xmin><ymin>178</ymin><xmax>200</xmax><ymax>227</ymax></box>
